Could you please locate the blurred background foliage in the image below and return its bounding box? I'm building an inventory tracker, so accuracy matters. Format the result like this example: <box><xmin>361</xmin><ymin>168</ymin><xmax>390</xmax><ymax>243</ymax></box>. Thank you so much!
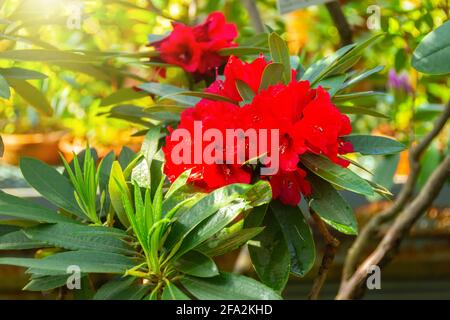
<box><xmin>0</xmin><ymin>0</ymin><xmax>448</xmax><ymax>190</ymax></box>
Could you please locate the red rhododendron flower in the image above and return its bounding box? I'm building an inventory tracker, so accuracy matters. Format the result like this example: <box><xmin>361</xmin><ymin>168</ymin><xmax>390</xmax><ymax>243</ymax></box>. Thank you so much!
<box><xmin>270</xmin><ymin>168</ymin><xmax>312</xmax><ymax>206</ymax></box>
<box><xmin>163</xmin><ymin>55</ymin><xmax>354</xmax><ymax>206</ymax></box>
<box><xmin>207</xmin><ymin>55</ymin><xmax>269</xmax><ymax>102</ymax></box>
<box><xmin>156</xmin><ymin>24</ymin><xmax>201</xmax><ymax>73</ymax></box>
<box><xmin>152</xmin><ymin>12</ymin><xmax>237</xmax><ymax>75</ymax></box>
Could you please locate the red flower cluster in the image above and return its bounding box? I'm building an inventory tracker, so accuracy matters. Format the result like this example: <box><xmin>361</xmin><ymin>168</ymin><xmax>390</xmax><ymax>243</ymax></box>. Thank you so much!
<box><xmin>152</xmin><ymin>12</ymin><xmax>237</xmax><ymax>75</ymax></box>
<box><xmin>163</xmin><ymin>56</ymin><xmax>353</xmax><ymax>206</ymax></box>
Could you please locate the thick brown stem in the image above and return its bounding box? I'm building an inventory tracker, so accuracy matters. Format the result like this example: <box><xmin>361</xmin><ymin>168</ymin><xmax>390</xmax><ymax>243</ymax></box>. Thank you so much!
<box><xmin>325</xmin><ymin>1</ymin><xmax>353</xmax><ymax>46</ymax></box>
<box><xmin>309</xmin><ymin>211</ymin><xmax>340</xmax><ymax>300</ymax></box>
<box><xmin>243</xmin><ymin>0</ymin><xmax>265</xmax><ymax>34</ymax></box>
<box><xmin>341</xmin><ymin>102</ymin><xmax>450</xmax><ymax>282</ymax></box>
<box><xmin>337</xmin><ymin>154</ymin><xmax>450</xmax><ymax>299</ymax></box>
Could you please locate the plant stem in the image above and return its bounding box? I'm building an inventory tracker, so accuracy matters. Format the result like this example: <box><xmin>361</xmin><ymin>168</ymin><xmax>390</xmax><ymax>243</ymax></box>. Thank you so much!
<box><xmin>337</xmin><ymin>154</ymin><xmax>450</xmax><ymax>299</ymax></box>
<box><xmin>325</xmin><ymin>1</ymin><xmax>353</xmax><ymax>46</ymax></box>
<box><xmin>308</xmin><ymin>211</ymin><xmax>340</xmax><ymax>300</ymax></box>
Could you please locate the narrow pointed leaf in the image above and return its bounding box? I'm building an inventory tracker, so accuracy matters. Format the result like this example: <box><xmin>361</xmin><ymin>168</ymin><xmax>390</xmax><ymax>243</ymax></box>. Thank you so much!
<box><xmin>7</xmin><ymin>79</ymin><xmax>52</xmax><ymax>115</ymax></box>
<box><xmin>23</xmin><ymin>223</ymin><xmax>134</xmax><ymax>255</ymax></box>
<box><xmin>342</xmin><ymin>135</ymin><xmax>406</xmax><ymax>155</ymax></box>
<box><xmin>0</xmin><ymin>73</ymin><xmax>10</xmax><ymax>99</ymax></box>
<box><xmin>0</xmin><ymin>190</ymin><xmax>75</xmax><ymax>224</ymax></box>
<box><xmin>0</xmin><ymin>251</ymin><xmax>134</xmax><ymax>274</ymax></box>
<box><xmin>0</xmin><ymin>67</ymin><xmax>47</xmax><ymax>80</ymax></box>
<box><xmin>308</xmin><ymin>174</ymin><xmax>358</xmax><ymax>235</ymax></box>
<box><xmin>412</xmin><ymin>21</ymin><xmax>450</xmax><ymax>75</ymax></box>
<box><xmin>259</xmin><ymin>63</ymin><xmax>284</xmax><ymax>91</ymax></box>
<box><xmin>248</xmin><ymin>209</ymin><xmax>290</xmax><ymax>291</ymax></box>
<box><xmin>162</xmin><ymin>282</ymin><xmax>190</xmax><ymax>300</ymax></box>
<box><xmin>271</xmin><ymin>201</ymin><xmax>315</xmax><ymax>277</ymax></box>
<box><xmin>173</xmin><ymin>250</ymin><xmax>219</xmax><ymax>278</ymax></box>
<box><xmin>269</xmin><ymin>33</ymin><xmax>291</xmax><ymax>83</ymax></box>
<box><xmin>109</xmin><ymin>161</ymin><xmax>131</xmax><ymax>227</ymax></box>
<box><xmin>302</xmin><ymin>154</ymin><xmax>374</xmax><ymax>196</ymax></box>
<box><xmin>235</xmin><ymin>79</ymin><xmax>255</xmax><ymax>105</ymax></box>
<box><xmin>198</xmin><ymin>227</ymin><xmax>264</xmax><ymax>257</ymax></box>
<box><xmin>20</xmin><ymin>158</ymin><xmax>85</xmax><ymax>219</ymax></box>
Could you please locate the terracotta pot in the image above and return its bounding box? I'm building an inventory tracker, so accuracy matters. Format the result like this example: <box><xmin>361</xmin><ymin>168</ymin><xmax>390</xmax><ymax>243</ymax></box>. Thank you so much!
<box><xmin>0</xmin><ymin>131</ymin><xmax>66</xmax><ymax>166</ymax></box>
<box><xmin>58</xmin><ymin>133</ymin><xmax>144</xmax><ymax>162</ymax></box>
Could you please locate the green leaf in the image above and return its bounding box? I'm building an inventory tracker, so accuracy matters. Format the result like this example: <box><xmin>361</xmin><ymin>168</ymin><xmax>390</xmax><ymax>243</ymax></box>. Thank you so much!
<box><xmin>0</xmin><ymin>251</ymin><xmax>134</xmax><ymax>274</ymax></box>
<box><xmin>333</xmin><ymin>91</ymin><xmax>385</xmax><ymax>103</ymax></box>
<box><xmin>326</xmin><ymin>33</ymin><xmax>385</xmax><ymax>77</ymax></box>
<box><xmin>164</xmin><ymin>184</ymin><xmax>254</xmax><ymax>249</ymax></box>
<box><xmin>0</xmin><ymin>67</ymin><xmax>47</xmax><ymax>80</ymax></box>
<box><xmin>198</xmin><ymin>227</ymin><xmax>264</xmax><ymax>257</ymax></box>
<box><xmin>23</xmin><ymin>223</ymin><xmax>134</xmax><ymax>255</ymax></box>
<box><xmin>269</xmin><ymin>33</ymin><xmax>291</xmax><ymax>83</ymax></box>
<box><xmin>165</xmin><ymin>169</ymin><xmax>191</xmax><ymax>200</ymax></box>
<box><xmin>259</xmin><ymin>63</ymin><xmax>284</xmax><ymax>91</ymax></box>
<box><xmin>302</xmin><ymin>154</ymin><xmax>374</xmax><ymax>196</ymax></box>
<box><xmin>109</xmin><ymin>161</ymin><xmax>131</xmax><ymax>227</ymax></box>
<box><xmin>162</xmin><ymin>282</ymin><xmax>190</xmax><ymax>300</ymax></box>
<box><xmin>316</xmin><ymin>74</ymin><xmax>346</xmax><ymax>96</ymax></box>
<box><xmin>241</xmin><ymin>180</ymin><xmax>273</xmax><ymax>208</ymax></box>
<box><xmin>370</xmin><ymin>154</ymin><xmax>400</xmax><ymax>199</ymax></box>
<box><xmin>158</xmin><ymin>91</ymin><xmax>238</xmax><ymax>106</ymax></box>
<box><xmin>141</xmin><ymin>126</ymin><xmax>161</xmax><ymax>169</ymax></box>
<box><xmin>235</xmin><ymin>79</ymin><xmax>255</xmax><ymax>104</ymax></box>
<box><xmin>343</xmin><ymin>135</ymin><xmax>406</xmax><ymax>155</ymax></box>
<box><xmin>336</xmin><ymin>106</ymin><xmax>389</xmax><ymax>119</ymax></box>
<box><xmin>412</xmin><ymin>21</ymin><xmax>450</xmax><ymax>75</ymax></box>
<box><xmin>118</xmin><ymin>146</ymin><xmax>137</xmax><ymax>170</ymax></box>
<box><xmin>162</xmin><ymin>185</ymin><xmax>206</xmax><ymax>219</ymax></box>
<box><xmin>181</xmin><ymin>273</ymin><xmax>282</xmax><ymax>300</ymax></box>
<box><xmin>53</xmin><ymin>62</ymin><xmax>111</xmax><ymax>81</ymax></box>
<box><xmin>244</xmin><ymin>203</ymin><xmax>269</xmax><ymax>228</ymax></box>
<box><xmin>271</xmin><ymin>201</ymin><xmax>315</xmax><ymax>277</ymax></box>
<box><xmin>24</xmin><ymin>275</ymin><xmax>73</xmax><ymax>292</ymax></box>
<box><xmin>0</xmin><ymin>225</ymin><xmax>19</xmax><ymax>236</ymax></box>
<box><xmin>305</xmin><ymin>34</ymin><xmax>384</xmax><ymax>84</ymax></box>
<box><xmin>100</xmin><ymin>88</ymin><xmax>147</xmax><ymax>106</ymax></box>
<box><xmin>174</xmin><ymin>199</ymin><xmax>249</xmax><ymax>258</ymax></box>
<box><xmin>415</xmin><ymin>104</ymin><xmax>446</xmax><ymax>121</ymax></box>
<box><xmin>94</xmin><ymin>277</ymin><xmax>148</xmax><ymax>300</ymax></box>
<box><xmin>302</xmin><ymin>44</ymin><xmax>355</xmax><ymax>83</ymax></box>
<box><xmin>107</xmin><ymin>105</ymin><xmax>155</xmax><ymax>126</ymax></box>
<box><xmin>99</xmin><ymin>151</ymin><xmax>115</xmax><ymax>193</ymax></box>
<box><xmin>341</xmin><ymin>156</ymin><xmax>374</xmax><ymax>176</ymax></box>
<box><xmin>0</xmin><ymin>230</ymin><xmax>48</xmax><ymax>250</ymax></box>
<box><xmin>0</xmin><ymin>135</ymin><xmax>3</xmax><ymax>157</ymax></box>
<box><xmin>218</xmin><ymin>46</ymin><xmax>269</xmax><ymax>56</ymax></box>
<box><xmin>341</xmin><ymin>65</ymin><xmax>384</xmax><ymax>90</ymax></box>
<box><xmin>138</xmin><ymin>82</ymin><xmax>199</xmax><ymax>106</ymax></box>
<box><xmin>0</xmin><ymin>73</ymin><xmax>10</xmax><ymax>99</ymax></box>
<box><xmin>418</xmin><ymin>144</ymin><xmax>441</xmax><ymax>188</ymax></box>
<box><xmin>174</xmin><ymin>250</ymin><xmax>219</xmax><ymax>278</ymax></box>
<box><xmin>0</xmin><ymin>50</ymin><xmax>97</xmax><ymax>63</ymax></box>
<box><xmin>308</xmin><ymin>174</ymin><xmax>357</xmax><ymax>235</ymax></box>
<box><xmin>20</xmin><ymin>158</ymin><xmax>85</xmax><ymax>219</ymax></box>
<box><xmin>7</xmin><ymin>79</ymin><xmax>52</xmax><ymax>116</ymax></box>
<box><xmin>248</xmin><ymin>209</ymin><xmax>290</xmax><ymax>291</ymax></box>
<box><xmin>0</xmin><ymin>190</ymin><xmax>74</xmax><ymax>224</ymax></box>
